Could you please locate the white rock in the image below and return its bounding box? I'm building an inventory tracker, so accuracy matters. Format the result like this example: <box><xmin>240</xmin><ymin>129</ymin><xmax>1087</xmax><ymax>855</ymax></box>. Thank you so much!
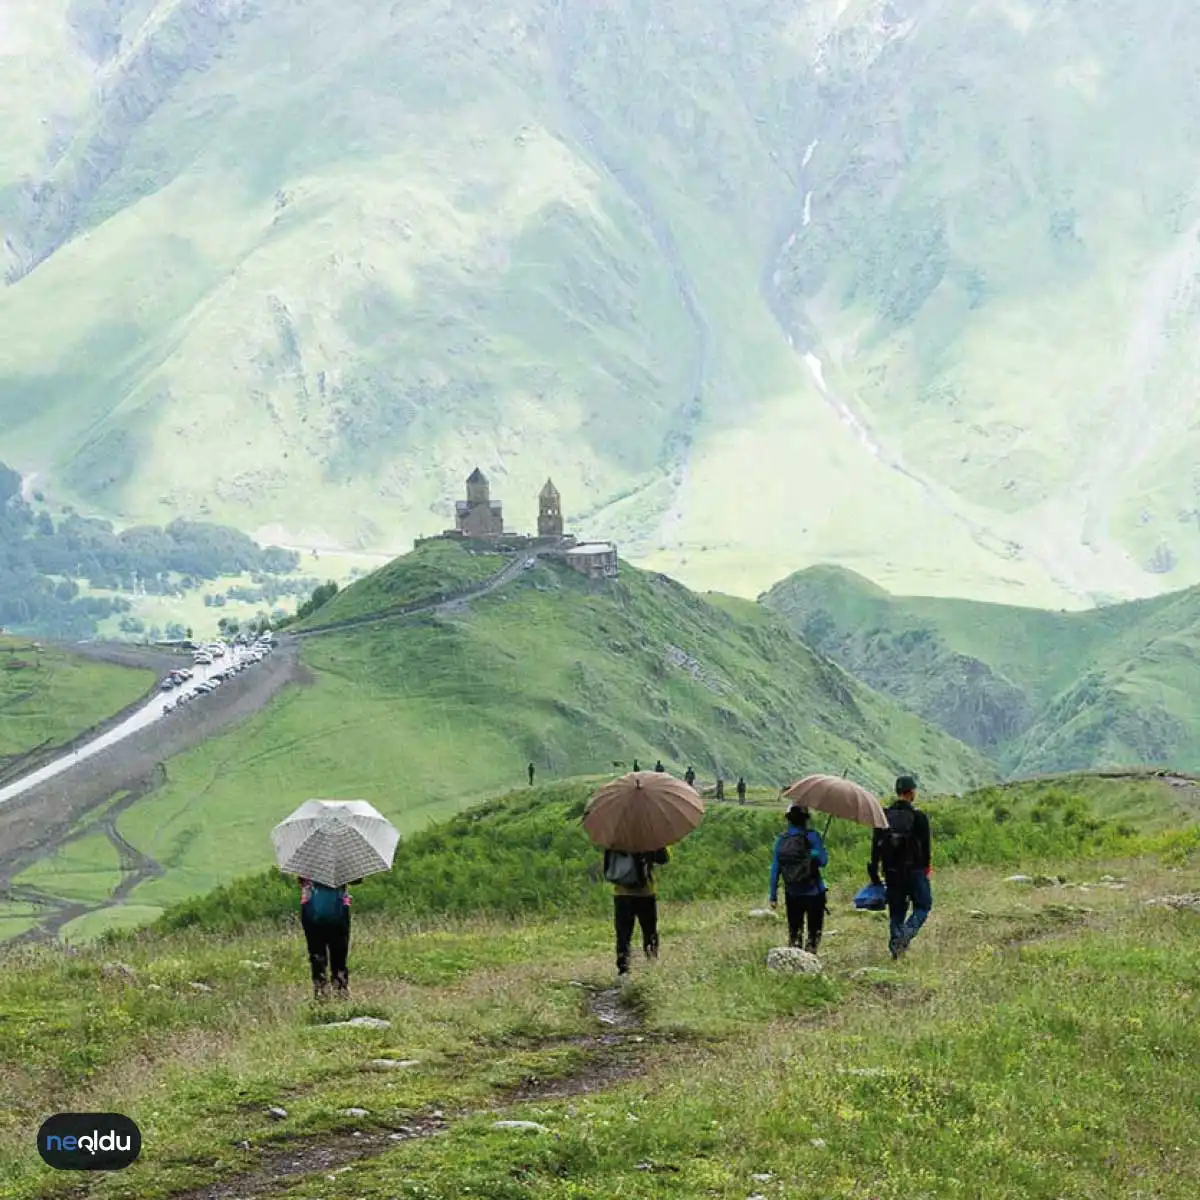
<box><xmin>1004</xmin><ymin>875</ymin><xmax>1034</xmax><ymax>884</ymax></box>
<box><xmin>751</xmin><ymin>1172</ymin><xmax>774</xmax><ymax>1181</ymax></box>
<box><xmin>765</xmin><ymin>947</ymin><xmax>823</xmax><ymax>975</ymax></box>
<box><xmin>368</xmin><ymin>1059</ymin><xmax>419</xmax><ymax>1069</ymax></box>
<box><xmin>748</xmin><ymin>908</ymin><xmax>778</xmax><ymax>918</ymax></box>
<box><xmin>341</xmin><ymin>1107</ymin><xmax>369</xmax><ymax>1117</ymax></box>
<box><xmin>240</xmin><ymin>960</ymin><xmax>270</xmax><ymax>969</ymax></box>
<box><xmin>267</xmin><ymin>1106</ymin><xmax>288</xmax><ymax>1119</ymax></box>
<box><xmin>493</xmin><ymin>1120</ymin><xmax>549</xmax><ymax>1133</ymax></box>
<box><xmin>810</xmin><ymin>1137</ymin><xmax>827</xmax><ymax>1148</ymax></box>
<box><xmin>323</xmin><ymin>1016</ymin><xmax>391</xmax><ymax>1029</ymax></box>
<box><xmin>190</xmin><ymin>981</ymin><xmax>213</xmax><ymax>992</ymax></box>
<box><xmin>101</xmin><ymin>962</ymin><xmax>137</xmax><ymax>980</ymax></box>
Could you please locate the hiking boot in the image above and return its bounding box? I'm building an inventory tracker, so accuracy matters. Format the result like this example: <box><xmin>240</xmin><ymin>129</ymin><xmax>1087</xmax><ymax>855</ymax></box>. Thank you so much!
<box><xmin>889</xmin><ymin>934</ymin><xmax>910</xmax><ymax>960</ymax></box>
<box><xmin>805</xmin><ymin>941</ymin><xmax>821</xmax><ymax>956</ymax></box>
<box><xmin>312</xmin><ymin>981</ymin><xmax>330</xmax><ymax>1002</ymax></box>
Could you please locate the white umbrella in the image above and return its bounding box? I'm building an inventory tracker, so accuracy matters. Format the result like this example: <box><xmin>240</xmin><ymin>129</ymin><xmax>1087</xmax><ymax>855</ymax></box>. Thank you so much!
<box><xmin>271</xmin><ymin>799</ymin><xmax>399</xmax><ymax>887</ymax></box>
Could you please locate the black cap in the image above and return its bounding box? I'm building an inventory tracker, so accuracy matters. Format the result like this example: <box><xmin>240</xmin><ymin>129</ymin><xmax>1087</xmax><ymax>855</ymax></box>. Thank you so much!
<box><xmin>895</xmin><ymin>775</ymin><xmax>917</xmax><ymax>795</ymax></box>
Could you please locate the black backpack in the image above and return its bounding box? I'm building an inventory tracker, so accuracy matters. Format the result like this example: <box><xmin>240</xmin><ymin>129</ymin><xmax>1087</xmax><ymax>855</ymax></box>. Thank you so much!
<box><xmin>880</xmin><ymin>806</ymin><xmax>920</xmax><ymax>871</ymax></box>
<box><xmin>778</xmin><ymin>830</ymin><xmax>820</xmax><ymax>889</ymax></box>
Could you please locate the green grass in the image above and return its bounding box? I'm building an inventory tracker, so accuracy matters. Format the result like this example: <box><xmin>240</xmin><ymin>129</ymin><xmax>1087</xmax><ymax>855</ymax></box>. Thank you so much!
<box><xmin>764</xmin><ymin>565</ymin><xmax>1200</xmax><ymax>774</ymax></box>
<box><xmin>158</xmin><ymin>772</ymin><xmax>1177</xmax><ymax>936</ymax></box>
<box><xmin>0</xmin><ymin>637</ymin><xmax>153</xmax><ymax>759</ymax></box>
<box><xmin>57</xmin><ymin>905</ymin><xmax>167</xmax><ymax>945</ymax></box>
<box><xmin>292</xmin><ymin>540</ymin><xmax>508</xmax><ymax>628</ymax></box>
<box><xmin>12</xmin><ymin>833</ymin><xmax>123</xmax><ymax>905</ymax></box>
<box><xmin>0</xmin><ymin>774</ymin><xmax>1197</xmax><ymax>1199</ymax></box>
<box><xmin>8</xmin><ymin>2</ymin><xmax>1200</xmax><ymax>606</ymax></box>
<box><xmin>96</xmin><ymin>556</ymin><xmax>990</xmax><ymax>922</ymax></box>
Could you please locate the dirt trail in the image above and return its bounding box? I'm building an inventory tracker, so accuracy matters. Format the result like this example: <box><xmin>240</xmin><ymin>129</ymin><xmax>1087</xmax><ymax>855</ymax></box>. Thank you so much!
<box><xmin>165</xmin><ymin>986</ymin><xmax>650</xmax><ymax>1200</ymax></box>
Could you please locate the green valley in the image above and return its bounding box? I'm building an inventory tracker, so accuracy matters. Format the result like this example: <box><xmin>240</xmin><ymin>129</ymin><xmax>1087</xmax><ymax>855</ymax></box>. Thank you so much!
<box><xmin>764</xmin><ymin>564</ymin><xmax>1200</xmax><ymax>775</ymax></box>
<box><xmin>4</xmin><ymin>1</ymin><xmax>1200</xmax><ymax>605</ymax></box>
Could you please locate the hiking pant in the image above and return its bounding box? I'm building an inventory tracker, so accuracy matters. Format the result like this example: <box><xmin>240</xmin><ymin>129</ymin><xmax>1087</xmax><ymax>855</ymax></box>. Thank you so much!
<box><xmin>302</xmin><ymin>914</ymin><xmax>350</xmax><ymax>992</ymax></box>
<box><xmin>614</xmin><ymin>895</ymin><xmax>659</xmax><ymax>973</ymax></box>
<box><xmin>885</xmin><ymin>870</ymin><xmax>932</xmax><ymax>951</ymax></box>
<box><xmin>784</xmin><ymin>892</ymin><xmax>826</xmax><ymax>951</ymax></box>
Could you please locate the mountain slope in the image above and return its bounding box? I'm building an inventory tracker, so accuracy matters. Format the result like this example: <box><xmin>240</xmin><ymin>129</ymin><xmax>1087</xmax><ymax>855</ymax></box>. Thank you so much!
<box><xmin>764</xmin><ymin>564</ymin><xmax>1200</xmax><ymax>774</ymax></box>
<box><xmin>5</xmin><ymin>1</ymin><xmax>1200</xmax><ymax>603</ymax></box>
<box><xmin>62</xmin><ymin>549</ymin><xmax>990</xmax><ymax>923</ymax></box>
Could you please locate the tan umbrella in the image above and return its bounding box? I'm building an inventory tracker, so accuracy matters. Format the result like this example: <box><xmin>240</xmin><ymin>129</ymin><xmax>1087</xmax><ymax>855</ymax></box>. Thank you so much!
<box><xmin>782</xmin><ymin>774</ymin><xmax>889</xmax><ymax>830</ymax></box>
<box><xmin>583</xmin><ymin>771</ymin><xmax>704</xmax><ymax>852</ymax></box>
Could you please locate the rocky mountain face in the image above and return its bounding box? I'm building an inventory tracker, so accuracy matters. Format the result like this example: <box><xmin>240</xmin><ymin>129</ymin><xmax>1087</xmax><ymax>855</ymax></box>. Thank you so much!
<box><xmin>3</xmin><ymin>0</ymin><xmax>1200</xmax><ymax>605</ymax></box>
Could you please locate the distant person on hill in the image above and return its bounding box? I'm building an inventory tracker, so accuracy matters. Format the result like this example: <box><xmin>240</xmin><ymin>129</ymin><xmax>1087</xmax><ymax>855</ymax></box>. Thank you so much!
<box><xmin>632</xmin><ymin>758</ymin><xmax>640</xmax><ymax>772</ymax></box>
<box><xmin>869</xmin><ymin>775</ymin><xmax>933</xmax><ymax>959</ymax></box>
<box><xmin>603</xmin><ymin>846</ymin><xmax>670</xmax><ymax>975</ymax></box>
<box><xmin>715</xmin><ymin>777</ymin><xmax>725</xmax><ymax>801</ymax></box>
<box><xmin>654</xmin><ymin>760</ymin><xmax>665</xmax><ymax>772</ymax></box>
<box><xmin>298</xmin><ymin>875</ymin><xmax>362</xmax><ymax>1001</ymax></box>
<box><xmin>769</xmin><ymin>804</ymin><xmax>829</xmax><ymax>953</ymax></box>
<box><xmin>737</xmin><ymin>776</ymin><xmax>747</xmax><ymax>804</ymax></box>
<box><xmin>684</xmin><ymin>766</ymin><xmax>696</xmax><ymax>788</ymax></box>
<box><xmin>528</xmin><ymin>762</ymin><xmax>535</xmax><ymax>786</ymax></box>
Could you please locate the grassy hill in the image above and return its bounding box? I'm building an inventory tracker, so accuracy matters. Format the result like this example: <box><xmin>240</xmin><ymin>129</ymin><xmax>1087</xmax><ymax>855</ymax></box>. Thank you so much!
<box><xmin>0</xmin><ymin>636</ymin><xmax>153</xmax><ymax>765</ymax></box>
<box><xmin>4</xmin><ymin>1</ymin><xmax>1200</xmax><ymax>605</ymax></box>
<box><xmin>764</xmin><ymin>565</ymin><xmax>1200</xmax><ymax>774</ymax></box>
<box><xmin>37</xmin><ymin>551</ymin><xmax>991</xmax><ymax>933</ymax></box>
<box><xmin>2</xmin><ymin>773</ymin><xmax>1198</xmax><ymax>1198</ymax></box>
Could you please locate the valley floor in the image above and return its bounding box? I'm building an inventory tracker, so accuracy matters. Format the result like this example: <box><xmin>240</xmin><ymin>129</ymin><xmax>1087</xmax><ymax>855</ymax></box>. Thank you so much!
<box><xmin>2</xmin><ymin>857</ymin><xmax>1198</xmax><ymax>1199</ymax></box>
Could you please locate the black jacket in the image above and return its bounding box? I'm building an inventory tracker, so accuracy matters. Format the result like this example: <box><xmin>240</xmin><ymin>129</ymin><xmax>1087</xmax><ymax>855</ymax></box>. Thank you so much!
<box><xmin>869</xmin><ymin>801</ymin><xmax>931</xmax><ymax>878</ymax></box>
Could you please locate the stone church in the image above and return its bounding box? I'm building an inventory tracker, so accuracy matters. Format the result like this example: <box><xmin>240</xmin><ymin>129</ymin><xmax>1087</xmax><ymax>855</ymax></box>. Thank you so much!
<box><xmin>454</xmin><ymin>468</ymin><xmax>505</xmax><ymax>537</ymax></box>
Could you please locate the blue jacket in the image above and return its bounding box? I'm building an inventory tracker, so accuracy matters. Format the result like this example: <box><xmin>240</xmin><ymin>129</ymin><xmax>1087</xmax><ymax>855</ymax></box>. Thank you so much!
<box><xmin>769</xmin><ymin>825</ymin><xmax>828</xmax><ymax>900</ymax></box>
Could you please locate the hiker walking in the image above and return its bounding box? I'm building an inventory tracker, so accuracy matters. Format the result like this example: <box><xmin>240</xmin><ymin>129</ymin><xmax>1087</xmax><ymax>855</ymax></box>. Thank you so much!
<box><xmin>684</xmin><ymin>766</ymin><xmax>696</xmax><ymax>787</ymax></box>
<box><xmin>715</xmin><ymin>777</ymin><xmax>725</xmax><ymax>801</ymax></box>
<box><xmin>654</xmin><ymin>760</ymin><xmax>665</xmax><ymax>772</ymax></box>
<box><xmin>632</xmin><ymin>758</ymin><xmax>640</xmax><ymax>772</ymax></box>
<box><xmin>736</xmin><ymin>776</ymin><xmax>747</xmax><ymax>804</ymax></box>
<box><xmin>603</xmin><ymin>846</ymin><xmax>670</xmax><ymax>975</ymax></box>
<box><xmin>769</xmin><ymin>803</ymin><xmax>829</xmax><ymax>953</ymax></box>
<box><xmin>528</xmin><ymin>761</ymin><xmax>535</xmax><ymax>786</ymax></box>
<box><xmin>298</xmin><ymin>875</ymin><xmax>362</xmax><ymax>1000</ymax></box>
<box><xmin>869</xmin><ymin>775</ymin><xmax>933</xmax><ymax>959</ymax></box>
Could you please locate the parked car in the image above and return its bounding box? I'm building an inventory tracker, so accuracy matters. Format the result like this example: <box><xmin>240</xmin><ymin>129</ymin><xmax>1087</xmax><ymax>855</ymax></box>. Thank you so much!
<box><xmin>159</xmin><ymin>679</ymin><xmax>175</xmax><ymax>691</ymax></box>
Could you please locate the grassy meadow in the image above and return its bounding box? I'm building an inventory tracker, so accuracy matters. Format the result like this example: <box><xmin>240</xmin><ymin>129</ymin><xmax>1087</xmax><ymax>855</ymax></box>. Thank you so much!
<box><xmin>0</xmin><ymin>637</ymin><xmax>153</xmax><ymax>761</ymax></box>
<box><xmin>0</xmin><ymin>772</ymin><xmax>1197</xmax><ymax>1198</ymax></box>
<box><xmin>89</xmin><ymin>556</ymin><xmax>989</xmax><ymax>925</ymax></box>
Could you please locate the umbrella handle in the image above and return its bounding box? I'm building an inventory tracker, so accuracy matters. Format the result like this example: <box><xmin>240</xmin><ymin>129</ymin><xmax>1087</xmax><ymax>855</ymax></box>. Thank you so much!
<box><xmin>822</xmin><ymin>814</ymin><xmax>833</xmax><ymax>838</ymax></box>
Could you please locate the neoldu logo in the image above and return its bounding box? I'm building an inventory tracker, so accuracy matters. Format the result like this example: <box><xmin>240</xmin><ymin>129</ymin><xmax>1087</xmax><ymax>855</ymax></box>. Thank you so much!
<box><xmin>37</xmin><ymin>1113</ymin><xmax>141</xmax><ymax>1171</ymax></box>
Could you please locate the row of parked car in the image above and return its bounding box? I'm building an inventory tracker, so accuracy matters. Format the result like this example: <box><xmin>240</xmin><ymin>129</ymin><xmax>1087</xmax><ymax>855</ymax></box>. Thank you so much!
<box><xmin>160</xmin><ymin>633</ymin><xmax>275</xmax><ymax>714</ymax></box>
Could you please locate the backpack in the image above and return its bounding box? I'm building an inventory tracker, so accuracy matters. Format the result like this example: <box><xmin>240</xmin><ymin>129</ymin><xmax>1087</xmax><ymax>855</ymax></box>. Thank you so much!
<box><xmin>778</xmin><ymin>830</ymin><xmax>820</xmax><ymax>889</ymax></box>
<box><xmin>306</xmin><ymin>882</ymin><xmax>347</xmax><ymax>923</ymax></box>
<box><xmin>880</xmin><ymin>806</ymin><xmax>920</xmax><ymax>871</ymax></box>
<box><xmin>603</xmin><ymin>851</ymin><xmax>644</xmax><ymax>889</ymax></box>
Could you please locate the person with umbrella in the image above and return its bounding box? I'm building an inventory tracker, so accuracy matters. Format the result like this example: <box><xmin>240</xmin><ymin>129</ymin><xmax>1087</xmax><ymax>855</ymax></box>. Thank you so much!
<box><xmin>869</xmin><ymin>775</ymin><xmax>933</xmax><ymax>959</ymax></box>
<box><xmin>272</xmin><ymin>800</ymin><xmax>400</xmax><ymax>1001</ymax></box>
<box><xmin>768</xmin><ymin>803</ymin><xmax>829</xmax><ymax>953</ymax></box>
<box><xmin>684</xmin><ymin>766</ymin><xmax>696</xmax><ymax>787</ymax></box>
<box><xmin>736</xmin><ymin>776</ymin><xmax>747</xmax><ymax>804</ymax></box>
<box><xmin>583</xmin><ymin>770</ymin><xmax>704</xmax><ymax>976</ymax></box>
<box><xmin>298</xmin><ymin>874</ymin><xmax>361</xmax><ymax>999</ymax></box>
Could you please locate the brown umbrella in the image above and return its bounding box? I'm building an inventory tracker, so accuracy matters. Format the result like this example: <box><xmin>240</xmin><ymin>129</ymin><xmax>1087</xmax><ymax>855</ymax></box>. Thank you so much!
<box><xmin>583</xmin><ymin>771</ymin><xmax>705</xmax><ymax>852</ymax></box>
<box><xmin>782</xmin><ymin>774</ymin><xmax>889</xmax><ymax>829</ymax></box>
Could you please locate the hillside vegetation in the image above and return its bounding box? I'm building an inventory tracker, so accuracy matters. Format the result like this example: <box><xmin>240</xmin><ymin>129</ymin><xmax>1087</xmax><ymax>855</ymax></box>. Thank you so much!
<box><xmin>1</xmin><ymin>774</ymin><xmax>1198</xmax><ymax>1198</ymax></box>
<box><xmin>49</xmin><ymin>553</ymin><xmax>990</xmax><ymax>932</ymax></box>
<box><xmin>765</xmin><ymin>564</ymin><xmax>1200</xmax><ymax>774</ymax></box>
<box><xmin>0</xmin><ymin>636</ymin><xmax>152</xmax><ymax>765</ymax></box>
<box><xmin>5</xmin><ymin>1</ymin><xmax>1200</xmax><ymax>604</ymax></box>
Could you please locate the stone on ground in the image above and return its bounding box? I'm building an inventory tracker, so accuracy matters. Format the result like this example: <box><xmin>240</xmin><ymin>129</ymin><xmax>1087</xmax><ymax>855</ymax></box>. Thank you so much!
<box><xmin>765</xmin><ymin>947</ymin><xmax>822</xmax><ymax>975</ymax></box>
<box><xmin>322</xmin><ymin>1016</ymin><xmax>392</xmax><ymax>1029</ymax></box>
<box><xmin>493</xmin><ymin>1120</ymin><xmax>550</xmax><ymax>1133</ymax></box>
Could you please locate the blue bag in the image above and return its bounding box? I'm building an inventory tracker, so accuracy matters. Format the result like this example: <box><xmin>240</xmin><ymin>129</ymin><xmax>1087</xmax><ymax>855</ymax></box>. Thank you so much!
<box><xmin>854</xmin><ymin>881</ymin><xmax>887</xmax><ymax>911</ymax></box>
<box><xmin>305</xmin><ymin>882</ymin><xmax>347</xmax><ymax>923</ymax></box>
